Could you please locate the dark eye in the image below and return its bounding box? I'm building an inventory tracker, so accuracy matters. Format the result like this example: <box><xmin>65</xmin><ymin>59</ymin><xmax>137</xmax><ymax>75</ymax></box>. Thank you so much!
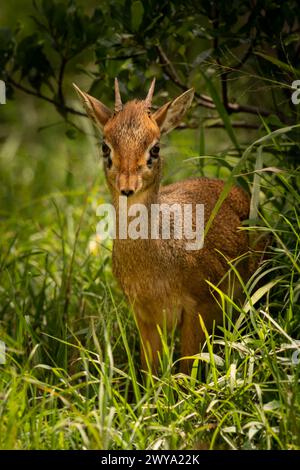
<box><xmin>102</xmin><ymin>142</ymin><xmax>111</xmax><ymax>157</ymax></box>
<box><xmin>101</xmin><ymin>142</ymin><xmax>112</xmax><ymax>169</ymax></box>
<box><xmin>150</xmin><ymin>144</ymin><xmax>160</xmax><ymax>158</ymax></box>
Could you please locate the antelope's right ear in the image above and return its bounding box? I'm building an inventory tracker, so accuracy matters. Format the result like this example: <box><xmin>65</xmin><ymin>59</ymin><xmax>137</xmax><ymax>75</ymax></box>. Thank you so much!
<box><xmin>73</xmin><ymin>83</ymin><xmax>112</xmax><ymax>130</ymax></box>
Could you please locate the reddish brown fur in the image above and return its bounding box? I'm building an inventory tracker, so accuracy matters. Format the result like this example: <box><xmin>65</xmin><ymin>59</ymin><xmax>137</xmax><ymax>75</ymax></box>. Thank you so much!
<box><xmin>74</xmin><ymin>84</ymin><xmax>260</xmax><ymax>375</ymax></box>
<box><xmin>112</xmin><ymin>177</ymin><xmax>250</xmax><ymax>373</ymax></box>
<box><xmin>104</xmin><ymin>101</ymin><xmax>161</xmax><ymax>200</ymax></box>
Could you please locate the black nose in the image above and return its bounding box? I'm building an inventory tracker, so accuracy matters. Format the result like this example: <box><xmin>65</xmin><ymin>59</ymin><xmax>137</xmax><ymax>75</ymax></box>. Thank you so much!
<box><xmin>121</xmin><ymin>189</ymin><xmax>134</xmax><ymax>197</ymax></box>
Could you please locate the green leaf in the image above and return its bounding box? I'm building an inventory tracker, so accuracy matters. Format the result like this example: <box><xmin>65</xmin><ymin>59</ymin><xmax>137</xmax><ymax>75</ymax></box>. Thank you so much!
<box><xmin>0</xmin><ymin>28</ymin><xmax>15</xmax><ymax>70</ymax></box>
<box><xmin>204</xmin><ymin>123</ymin><xmax>300</xmax><ymax>239</ymax></box>
<box><xmin>200</xmin><ymin>70</ymin><xmax>240</xmax><ymax>152</ymax></box>
<box><xmin>131</xmin><ymin>1</ymin><xmax>144</xmax><ymax>32</ymax></box>
<box><xmin>65</xmin><ymin>129</ymin><xmax>77</xmax><ymax>140</ymax></box>
<box><xmin>249</xmin><ymin>146</ymin><xmax>263</xmax><ymax>223</ymax></box>
<box><xmin>14</xmin><ymin>34</ymin><xmax>54</xmax><ymax>90</ymax></box>
<box><xmin>243</xmin><ymin>279</ymin><xmax>282</xmax><ymax>313</ymax></box>
<box><xmin>255</xmin><ymin>51</ymin><xmax>300</xmax><ymax>77</ymax></box>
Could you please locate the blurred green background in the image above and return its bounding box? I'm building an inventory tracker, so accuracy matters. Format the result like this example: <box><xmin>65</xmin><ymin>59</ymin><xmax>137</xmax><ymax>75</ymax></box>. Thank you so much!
<box><xmin>0</xmin><ymin>0</ymin><xmax>299</xmax><ymax>450</ymax></box>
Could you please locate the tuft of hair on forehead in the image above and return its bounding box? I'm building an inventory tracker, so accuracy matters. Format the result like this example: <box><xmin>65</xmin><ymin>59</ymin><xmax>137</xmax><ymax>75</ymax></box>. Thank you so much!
<box><xmin>104</xmin><ymin>99</ymin><xmax>158</xmax><ymax>145</ymax></box>
<box><xmin>112</xmin><ymin>100</ymin><xmax>149</xmax><ymax>127</ymax></box>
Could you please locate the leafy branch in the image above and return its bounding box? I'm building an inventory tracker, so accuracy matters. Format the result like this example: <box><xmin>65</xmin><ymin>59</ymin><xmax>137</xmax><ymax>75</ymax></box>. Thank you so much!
<box><xmin>1</xmin><ymin>0</ymin><xmax>299</xmax><ymax>135</ymax></box>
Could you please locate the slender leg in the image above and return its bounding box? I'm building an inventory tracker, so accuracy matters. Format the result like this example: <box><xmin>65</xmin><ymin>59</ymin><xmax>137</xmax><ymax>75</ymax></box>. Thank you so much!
<box><xmin>180</xmin><ymin>302</ymin><xmax>222</xmax><ymax>375</ymax></box>
<box><xmin>180</xmin><ymin>309</ymin><xmax>205</xmax><ymax>375</ymax></box>
<box><xmin>136</xmin><ymin>316</ymin><xmax>162</xmax><ymax>374</ymax></box>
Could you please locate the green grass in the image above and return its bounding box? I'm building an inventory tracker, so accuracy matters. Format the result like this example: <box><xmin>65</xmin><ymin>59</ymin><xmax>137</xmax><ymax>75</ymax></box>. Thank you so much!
<box><xmin>0</xmin><ymin>111</ymin><xmax>299</xmax><ymax>449</ymax></box>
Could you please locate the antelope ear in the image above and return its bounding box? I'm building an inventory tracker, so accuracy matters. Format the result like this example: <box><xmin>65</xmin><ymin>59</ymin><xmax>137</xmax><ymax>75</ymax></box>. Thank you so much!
<box><xmin>73</xmin><ymin>83</ymin><xmax>112</xmax><ymax>130</ymax></box>
<box><xmin>152</xmin><ymin>88</ymin><xmax>194</xmax><ymax>135</ymax></box>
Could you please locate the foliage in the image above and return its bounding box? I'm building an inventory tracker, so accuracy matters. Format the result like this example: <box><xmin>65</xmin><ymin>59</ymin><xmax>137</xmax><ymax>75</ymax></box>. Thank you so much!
<box><xmin>0</xmin><ymin>134</ymin><xmax>299</xmax><ymax>448</ymax></box>
<box><xmin>0</xmin><ymin>0</ymin><xmax>300</xmax><ymax>451</ymax></box>
<box><xmin>1</xmin><ymin>0</ymin><xmax>300</xmax><ymax>143</ymax></box>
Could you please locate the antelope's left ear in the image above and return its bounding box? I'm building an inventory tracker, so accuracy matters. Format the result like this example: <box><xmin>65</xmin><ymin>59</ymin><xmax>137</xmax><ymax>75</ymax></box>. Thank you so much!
<box><xmin>152</xmin><ymin>88</ymin><xmax>194</xmax><ymax>135</ymax></box>
<box><xmin>73</xmin><ymin>83</ymin><xmax>112</xmax><ymax>130</ymax></box>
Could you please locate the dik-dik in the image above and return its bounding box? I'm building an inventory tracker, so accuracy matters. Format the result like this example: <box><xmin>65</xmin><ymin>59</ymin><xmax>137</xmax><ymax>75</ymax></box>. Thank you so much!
<box><xmin>74</xmin><ymin>79</ymin><xmax>255</xmax><ymax>375</ymax></box>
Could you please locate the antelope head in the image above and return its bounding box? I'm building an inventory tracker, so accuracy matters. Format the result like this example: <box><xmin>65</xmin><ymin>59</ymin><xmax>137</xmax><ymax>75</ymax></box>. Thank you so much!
<box><xmin>73</xmin><ymin>79</ymin><xmax>194</xmax><ymax>203</ymax></box>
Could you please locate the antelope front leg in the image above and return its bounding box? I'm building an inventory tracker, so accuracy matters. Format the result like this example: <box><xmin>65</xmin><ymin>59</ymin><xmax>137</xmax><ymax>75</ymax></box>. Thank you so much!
<box><xmin>136</xmin><ymin>316</ymin><xmax>162</xmax><ymax>374</ymax></box>
<box><xmin>180</xmin><ymin>301</ymin><xmax>222</xmax><ymax>375</ymax></box>
<box><xmin>180</xmin><ymin>309</ymin><xmax>205</xmax><ymax>375</ymax></box>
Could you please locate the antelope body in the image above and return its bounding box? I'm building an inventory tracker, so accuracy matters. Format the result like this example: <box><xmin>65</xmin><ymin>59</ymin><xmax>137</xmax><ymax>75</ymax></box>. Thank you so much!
<box><xmin>74</xmin><ymin>79</ymin><xmax>253</xmax><ymax>374</ymax></box>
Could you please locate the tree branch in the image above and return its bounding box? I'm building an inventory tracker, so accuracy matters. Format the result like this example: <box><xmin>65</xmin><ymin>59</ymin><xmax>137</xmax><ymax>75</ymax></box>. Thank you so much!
<box><xmin>231</xmin><ymin>40</ymin><xmax>256</xmax><ymax>71</ymax></box>
<box><xmin>157</xmin><ymin>43</ymin><xmax>272</xmax><ymax>117</ymax></box>
<box><xmin>7</xmin><ymin>76</ymin><xmax>85</xmax><ymax>117</ymax></box>
<box><xmin>177</xmin><ymin>121</ymin><xmax>260</xmax><ymax>130</ymax></box>
<box><xmin>57</xmin><ymin>56</ymin><xmax>67</xmax><ymax>111</ymax></box>
<box><xmin>156</xmin><ymin>44</ymin><xmax>213</xmax><ymax>106</ymax></box>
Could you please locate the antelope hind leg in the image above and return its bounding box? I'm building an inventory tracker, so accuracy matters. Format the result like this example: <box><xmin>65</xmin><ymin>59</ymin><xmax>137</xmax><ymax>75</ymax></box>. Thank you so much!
<box><xmin>136</xmin><ymin>316</ymin><xmax>162</xmax><ymax>374</ymax></box>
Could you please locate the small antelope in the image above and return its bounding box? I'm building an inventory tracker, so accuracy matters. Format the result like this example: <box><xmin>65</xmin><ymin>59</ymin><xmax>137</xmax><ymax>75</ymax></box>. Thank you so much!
<box><xmin>74</xmin><ymin>79</ymin><xmax>256</xmax><ymax>374</ymax></box>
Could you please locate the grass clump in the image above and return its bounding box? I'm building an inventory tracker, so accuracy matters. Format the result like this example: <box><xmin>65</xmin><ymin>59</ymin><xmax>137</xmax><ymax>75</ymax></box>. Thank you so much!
<box><xmin>0</xmin><ymin>123</ymin><xmax>299</xmax><ymax>449</ymax></box>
